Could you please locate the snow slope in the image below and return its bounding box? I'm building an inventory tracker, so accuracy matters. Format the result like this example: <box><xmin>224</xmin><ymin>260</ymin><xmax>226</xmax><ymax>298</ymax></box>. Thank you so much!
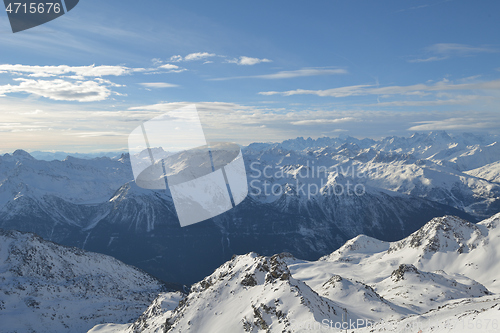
<box><xmin>0</xmin><ymin>229</ymin><xmax>167</xmax><ymax>333</ymax></box>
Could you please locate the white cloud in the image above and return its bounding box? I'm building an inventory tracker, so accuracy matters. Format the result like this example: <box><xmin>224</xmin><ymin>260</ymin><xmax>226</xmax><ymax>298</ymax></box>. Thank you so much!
<box><xmin>156</xmin><ymin>63</ymin><xmax>186</xmax><ymax>73</ymax></box>
<box><xmin>0</xmin><ymin>78</ymin><xmax>113</xmax><ymax>102</ymax></box>
<box><xmin>291</xmin><ymin>117</ymin><xmax>357</xmax><ymax>125</ymax></box>
<box><xmin>0</xmin><ymin>64</ymin><xmax>144</xmax><ymax>78</ymax></box>
<box><xmin>211</xmin><ymin>68</ymin><xmax>348</xmax><ymax>81</ymax></box>
<box><xmin>169</xmin><ymin>55</ymin><xmax>183</xmax><ymax>62</ymax></box>
<box><xmin>184</xmin><ymin>52</ymin><xmax>216</xmax><ymax>61</ymax></box>
<box><xmin>167</xmin><ymin>52</ymin><xmax>218</xmax><ymax>63</ymax></box>
<box><xmin>139</xmin><ymin>82</ymin><xmax>179</xmax><ymax>88</ymax></box>
<box><xmin>226</xmin><ymin>56</ymin><xmax>272</xmax><ymax>66</ymax></box>
<box><xmin>168</xmin><ymin>52</ymin><xmax>218</xmax><ymax>62</ymax></box>
<box><xmin>158</xmin><ymin>64</ymin><xmax>179</xmax><ymax>70</ymax></box>
<box><xmin>0</xmin><ymin>63</ymin><xmax>187</xmax><ymax>102</ymax></box>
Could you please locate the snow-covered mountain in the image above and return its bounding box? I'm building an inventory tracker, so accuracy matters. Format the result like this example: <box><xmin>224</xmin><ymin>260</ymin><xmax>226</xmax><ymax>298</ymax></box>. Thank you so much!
<box><xmin>465</xmin><ymin>160</ymin><xmax>500</xmax><ymax>184</ymax></box>
<box><xmin>92</xmin><ymin>213</ymin><xmax>500</xmax><ymax>333</ymax></box>
<box><xmin>244</xmin><ymin>131</ymin><xmax>500</xmax><ymax>218</ymax></box>
<box><xmin>0</xmin><ymin>228</ymin><xmax>173</xmax><ymax>333</ymax></box>
<box><xmin>313</xmin><ymin>214</ymin><xmax>500</xmax><ymax>293</ymax></box>
<box><xmin>0</xmin><ymin>131</ymin><xmax>499</xmax><ymax>284</ymax></box>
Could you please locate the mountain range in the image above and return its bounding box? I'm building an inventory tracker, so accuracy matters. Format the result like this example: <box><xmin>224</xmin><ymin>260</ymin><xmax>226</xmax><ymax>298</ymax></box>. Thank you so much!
<box><xmin>0</xmin><ymin>131</ymin><xmax>499</xmax><ymax>284</ymax></box>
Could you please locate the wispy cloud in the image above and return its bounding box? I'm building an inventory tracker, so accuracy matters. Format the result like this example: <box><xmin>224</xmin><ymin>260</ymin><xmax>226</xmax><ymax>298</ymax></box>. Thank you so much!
<box><xmin>396</xmin><ymin>4</ymin><xmax>430</xmax><ymax>12</ymax></box>
<box><xmin>408</xmin><ymin>56</ymin><xmax>448</xmax><ymax>63</ymax></box>
<box><xmin>366</xmin><ymin>95</ymin><xmax>481</xmax><ymax>107</ymax></box>
<box><xmin>226</xmin><ymin>56</ymin><xmax>272</xmax><ymax>66</ymax></box>
<box><xmin>408</xmin><ymin>117</ymin><xmax>496</xmax><ymax>131</ymax></box>
<box><xmin>259</xmin><ymin>79</ymin><xmax>500</xmax><ymax>97</ymax></box>
<box><xmin>408</xmin><ymin>43</ymin><xmax>498</xmax><ymax>63</ymax></box>
<box><xmin>210</xmin><ymin>68</ymin><xmax>348</xmax><ymax>81</ymax></box>
<box><xmin>139</xmin><ymin>82</ymin><xmax>179</xmax><ymax>88</ymax></box>
<box><xmin>428</xmin><ymin>43</ymin><xmax>497</xmax><ymax>55</ymax></box>
<box><xmin>395</xmin><ymin>0</ymin><xmax>454</xmax><ymax>13</ymax></box>
<box><xmin>260</xmin><ymin>84</ymin><xmax>369</xmax><ymax>97</ymax></box>
<box><xmin>291</xmin><ymin>117</ymin><xmax>357</xmax><ymax>125</ymax></box>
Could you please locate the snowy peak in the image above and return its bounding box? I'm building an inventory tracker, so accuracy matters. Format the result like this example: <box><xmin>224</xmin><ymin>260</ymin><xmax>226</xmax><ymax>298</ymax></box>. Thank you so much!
<box><xmin>388</xmin><ymin>215</ymin><xmax>484</xmax><ymax>255</ymax></box>
<box><xmin>124</xmin><ymin>292</ymin><xmax>185</xmax><ymax>333</ymax></box>
<box><xmin>426</xmin><ymin>130</ymin><xmax>452</xmax><ymax>142</ymax></box>
<box><xmin>321</xmin><ymin>234</ymin><xmax>390</xmax><ymax>262</ymax></box>
<box><xmin>136</xmin><ymin>252</ymin><xmax>354</xmax><ymax>333</ymax></box>
<box><xmin>12</xmin><ymin>149</ymin><xmax>34</xmax><ymax>160</ymax></box>
<box><xmin>191</xmin><ymin>252</ymin><xmax>292</xmax><ymax>293</ymax></box>
<box><xmin>321</xmin><ymin>275</ymin><xmax>383</xmax><ymax>301</ymax></box>
<box><xmin>378</xmin><ymin>263</ymin><xmax>491</xmax><ymax>313</ymax></box>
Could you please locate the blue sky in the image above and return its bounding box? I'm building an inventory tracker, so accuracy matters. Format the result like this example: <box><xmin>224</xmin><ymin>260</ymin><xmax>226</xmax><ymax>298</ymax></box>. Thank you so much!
<box><xmin>0</xmin><ymin>0</ymin><xmax>499</xmax><ymax>152</ymax></box>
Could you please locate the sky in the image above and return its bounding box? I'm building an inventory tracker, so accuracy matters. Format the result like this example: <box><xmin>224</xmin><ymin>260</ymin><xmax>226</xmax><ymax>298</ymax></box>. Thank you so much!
<box><xmin>0</xmin><ymin>0</ymin><xmax>499</xmax><ymax>153</ymax></box>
